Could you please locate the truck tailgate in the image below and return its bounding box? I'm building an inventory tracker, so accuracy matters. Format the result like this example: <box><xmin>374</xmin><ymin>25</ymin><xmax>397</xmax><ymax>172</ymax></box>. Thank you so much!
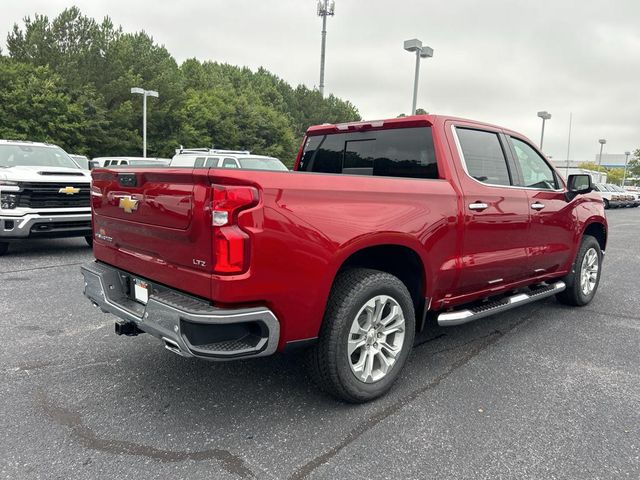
<box><xmin>90</xmin><ymin>168</ymin><xmax>213</xmax><ymax>298</ymax></box>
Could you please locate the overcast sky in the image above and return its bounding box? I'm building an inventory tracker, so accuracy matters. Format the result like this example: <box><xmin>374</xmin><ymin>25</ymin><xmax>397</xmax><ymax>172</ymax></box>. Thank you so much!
<box><xmin>2</xmin><ymin>0</ymin><xmax>639</xmax><ymax>161</ymax></box>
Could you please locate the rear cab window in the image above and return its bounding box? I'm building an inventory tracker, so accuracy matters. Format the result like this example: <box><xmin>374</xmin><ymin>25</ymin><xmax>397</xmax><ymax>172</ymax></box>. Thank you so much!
<box><xmin>297</xmin><ymin>127</ymin><xmax>438</xmax><ymax>179</ymax></box>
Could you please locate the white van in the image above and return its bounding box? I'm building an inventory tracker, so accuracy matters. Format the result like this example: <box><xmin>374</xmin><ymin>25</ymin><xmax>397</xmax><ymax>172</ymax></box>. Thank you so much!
<box><xmin>170</xmin><ymin>148</ymin><xmax>288</xmax><ymax>171</ymax></box>
<box><xmin>92</xmin><ymin>156</ymin><xmax>170</xmax><ymax>168</ymax></box>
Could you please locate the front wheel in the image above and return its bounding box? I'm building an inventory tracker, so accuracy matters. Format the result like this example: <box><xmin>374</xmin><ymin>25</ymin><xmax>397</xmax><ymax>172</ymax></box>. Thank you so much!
<box><xmin>556</xmin><ymin>235</ymin><xmax>602</xmax><ymax>306</ymax></box>
<box><xmin>0</xmin><ymin>242</ymin><xmax>8</xmax><ymax>256</ymax></box>
<box><xmin>603</xmin><ymin>199</ymin><xmax>609</xmax><ymax>209</ymax></box>
<box><xmin>307</xmin><ymin>268</ymin><xmax>415</xmax><ymax>403</ymax></box>
<box><xmin>85</xmin><ymin>235</ymin><xmax>93</xmax><ymax>247</ymax></box>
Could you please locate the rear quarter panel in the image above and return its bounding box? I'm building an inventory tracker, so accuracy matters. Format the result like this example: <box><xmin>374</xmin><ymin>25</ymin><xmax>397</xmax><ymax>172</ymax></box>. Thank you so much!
<box><xmin>209</xmin><ymin>169</ymin><xmax>460</xmax><ymax>348</ymax></box>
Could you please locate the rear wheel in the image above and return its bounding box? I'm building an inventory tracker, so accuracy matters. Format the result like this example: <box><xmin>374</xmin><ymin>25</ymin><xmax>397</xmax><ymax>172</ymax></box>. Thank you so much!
<box><xmin>0</xmin><ymin>242</ymin><xmax>8</xmax><ymax>256</ymax></box>
<box><xmin>84</xmin><ymin>235</ymin><xmax>93</xmax><ymax>248</ymax></box>
<box><xmin>307</xmin><ymin>268</ymin><xmax>415</xmax><ymax>403</ymax></box>
<box><xmin>556</xmin><ymin>235</ymin><xmax>602</xmax><ymax>306</ymax></box>
<box><xmin>603</xmin><ymin>199</ymin><xmax>609</xmax><ymax>209</ymax></box>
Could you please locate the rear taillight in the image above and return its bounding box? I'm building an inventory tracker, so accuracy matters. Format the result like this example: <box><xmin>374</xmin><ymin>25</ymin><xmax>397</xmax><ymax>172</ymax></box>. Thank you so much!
<box><xmin>212</xmin><ymin>185</ymin><xmax>259</xmax><ymax>274</ymax></box>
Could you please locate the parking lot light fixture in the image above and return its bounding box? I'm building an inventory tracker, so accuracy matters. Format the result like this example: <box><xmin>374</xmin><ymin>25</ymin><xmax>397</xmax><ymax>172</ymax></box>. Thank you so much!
<box><xmin>130</xmin><ymin>87</ymin><xmax>160</xmax><ymax>158</ymax></box>
<box><xmin>537</xmin><ymin>111</ymin><xmax>552</xmax><ymax>150</ymax></box>
<box><xmin>597</xmin><ymin>138</ymin><xmax>606</xmax><ymax>170</ymax></box>
<box><xmin>404</xmin><ymin>39</ymin><xmax>434</xmax><ymax>115</ymax></box>
<box><xmin>622</xmin><ymin>151</ymin><xmax>631</xmax><ymax>186</ymax></box>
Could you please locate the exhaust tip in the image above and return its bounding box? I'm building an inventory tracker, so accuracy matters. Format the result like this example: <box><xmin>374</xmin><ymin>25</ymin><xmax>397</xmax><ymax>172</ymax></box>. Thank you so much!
<box><xmin>162</xmin><ymin>337</ymin><xmax>182</xmax><ymax>355</ymax></box>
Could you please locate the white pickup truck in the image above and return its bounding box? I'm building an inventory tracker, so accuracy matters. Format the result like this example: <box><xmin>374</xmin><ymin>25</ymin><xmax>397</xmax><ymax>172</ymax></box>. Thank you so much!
<box><xmin>0</xmin><ymin>140</ymin><xmax>92</xmax><ymax>255</ymax></box>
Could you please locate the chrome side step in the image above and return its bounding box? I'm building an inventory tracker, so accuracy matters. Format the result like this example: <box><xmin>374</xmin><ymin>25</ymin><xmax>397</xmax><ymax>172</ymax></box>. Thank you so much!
<box><xmin>437</xmin><ymin>281</ymin><xmax>566</xmax><ymax>327</ymax></box>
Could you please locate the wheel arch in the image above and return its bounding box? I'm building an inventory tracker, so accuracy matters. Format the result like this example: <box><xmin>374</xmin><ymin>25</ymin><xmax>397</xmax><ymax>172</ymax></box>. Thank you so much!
<box><xmin>331</xmin><ymin>241</ymin><xmax>428</xmax><ymax>332</ymax></box>
<box><xmin>583</xmin><ymin>221</ymin><xmax>607</xmax><ymax>252</ymax></box>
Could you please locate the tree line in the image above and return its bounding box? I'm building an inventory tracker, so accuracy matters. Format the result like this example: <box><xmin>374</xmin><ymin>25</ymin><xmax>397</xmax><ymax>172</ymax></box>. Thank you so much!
<box><xmin>0</xmin><ymin>7</ymin><xmax>361</xmax><ymax>166</ymax></box>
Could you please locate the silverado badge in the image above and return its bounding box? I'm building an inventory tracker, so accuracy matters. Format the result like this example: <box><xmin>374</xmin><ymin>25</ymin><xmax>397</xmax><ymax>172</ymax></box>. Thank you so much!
<box><xmin>59</xmin><ymin>186</ymin><xmax>80</xmax><ymax>195</ymax></box>
<box><xmin>118</xmin><ymin>196</ymin><xmax>139</xmax><ymax>213</ymax></box>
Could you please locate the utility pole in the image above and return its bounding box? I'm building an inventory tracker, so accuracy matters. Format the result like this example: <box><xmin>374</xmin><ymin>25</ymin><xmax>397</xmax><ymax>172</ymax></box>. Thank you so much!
<box><xmin>317</xmin><ymin>0</ymin><xmax>335</xmax><ymax>97</ymax></box>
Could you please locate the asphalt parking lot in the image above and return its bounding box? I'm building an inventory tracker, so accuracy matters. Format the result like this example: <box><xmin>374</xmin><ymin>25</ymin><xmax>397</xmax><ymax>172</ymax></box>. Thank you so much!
<box><xmin>1</xmin><ymin>209</ymin><xmax>639</xmax><ymax>480</ymax></box>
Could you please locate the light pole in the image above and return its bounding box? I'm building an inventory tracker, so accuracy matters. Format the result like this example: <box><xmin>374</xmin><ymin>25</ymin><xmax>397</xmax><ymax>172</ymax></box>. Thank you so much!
<box><xmin>131</xmin><ymin>87</ymin><xmax>159</xmax><ymax>158</ymax></box>
<box><xmin>537</xmin><ymin>111</ymin><xmax>551</xmax><ymax>150</ymax></box>
<box><xmin>317</xmin><ymin>0</ymin><xmax>335</xmax><ymax>97</ymax></box>
<box><xmin>597</xmin><ymin>139</ymin><xmax>606</xmax><ymax>183</ymax></box>
<box><xmin>404</xmin><ymin>39</ymin><xmax>433</xmax><ymax>115</ymax></box>
<box><xmin>622</xmin><ymin>151</ymin><xmax>631</xmax><ymax>187</ymax></box>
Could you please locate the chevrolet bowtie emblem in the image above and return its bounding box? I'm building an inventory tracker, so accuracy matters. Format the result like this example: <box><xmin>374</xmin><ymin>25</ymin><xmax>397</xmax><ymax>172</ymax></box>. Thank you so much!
<box><xmin>118</xmin><ymin>196</ymin><xmax>139</xmax><ymax>213</ymax></box>
<box><xmin>59</xmin><ymin>186</ymin><xmax>80</xmax><ymax>195</ymax></box>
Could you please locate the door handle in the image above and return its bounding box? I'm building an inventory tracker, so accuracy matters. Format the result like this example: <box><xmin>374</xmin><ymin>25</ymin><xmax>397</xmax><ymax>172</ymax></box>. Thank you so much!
<box><xmin>531</xmin><ymin>202</ymin><xmax>546</xmax><ymax>210</ymax></box>
<box><xmin>469</xmin><ymin>202</ymin><xmax>489</xmax><ymax>211</ymax></box>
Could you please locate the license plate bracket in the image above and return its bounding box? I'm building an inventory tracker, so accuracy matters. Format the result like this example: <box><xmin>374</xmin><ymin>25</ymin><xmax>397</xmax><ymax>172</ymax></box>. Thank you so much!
<box><xmin>133</xmin><ymin>279</ymin><xmax>149</xmax><ymax>304</ymax></box>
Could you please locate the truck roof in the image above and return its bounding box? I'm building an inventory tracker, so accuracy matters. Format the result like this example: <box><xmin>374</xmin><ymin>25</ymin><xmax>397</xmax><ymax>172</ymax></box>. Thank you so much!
<box><xmin>305</xmin><ymin>114</ymin><xmax>509</xmax><ymax>136</ymax></box>
<box><xmin>0</xmin><ymin>139</ymin><xmax>59</xmax><ymax>148</ymax></box>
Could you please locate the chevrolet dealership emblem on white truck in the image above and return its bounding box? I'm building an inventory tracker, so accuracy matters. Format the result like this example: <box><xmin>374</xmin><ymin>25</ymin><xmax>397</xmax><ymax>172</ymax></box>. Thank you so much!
<box><xmin>59</xmin><ymin>186</ymin><xmax>80</xmax><ymax>195</ymax></box>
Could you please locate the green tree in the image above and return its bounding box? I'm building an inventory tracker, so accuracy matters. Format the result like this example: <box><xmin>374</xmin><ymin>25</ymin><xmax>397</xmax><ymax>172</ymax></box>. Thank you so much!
<box><xmin>0</xmin><ymin>57</ymin><xmax>100</xmax><ymax>152</ymax></box>
<box><xmin>3</xmin><ymin>7</ymin><xmax>361</xmax><ymax>161</ymax></box>
<box><xmin>627</xmin><ymin>149</ymin><xmax>640</xmax><ymax>184</ymax></box>
<box><xmin>606</xmin><ymin>168</ymin><xmax>624</xmax><ymax>185</ymax></box>
<box><xmin>578</xmin><ymin>162</ymin><xmax>607</xmax><ymax>173</ymax></box>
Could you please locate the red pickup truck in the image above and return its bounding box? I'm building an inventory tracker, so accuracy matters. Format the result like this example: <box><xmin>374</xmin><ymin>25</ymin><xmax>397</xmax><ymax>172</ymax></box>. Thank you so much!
<box><xmin>82</xmin><ymin>115</ymin><xmax>607</xmax><ymax>402</ymax></box>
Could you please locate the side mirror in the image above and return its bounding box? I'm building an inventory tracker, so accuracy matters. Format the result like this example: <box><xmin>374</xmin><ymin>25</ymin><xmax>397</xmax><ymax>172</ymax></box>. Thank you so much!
<box><xmin>566</xmin><ymin>174</ymin><xmax>593</xmax><ymax>201</ymax></box>
<box><xmin>88</xmin><ymin>160</ymin><xmax>98</xmax><ymax>170</ymax></box>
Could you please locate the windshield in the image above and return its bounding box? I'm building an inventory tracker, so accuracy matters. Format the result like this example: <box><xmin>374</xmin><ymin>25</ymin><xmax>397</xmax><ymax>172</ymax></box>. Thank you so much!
<box><xmin>70</xmin><ymin>155</ymin><xmax>89</xmax><ymax>169</ymax></box>
<box><xmin>238</xmin><ymin>156</ymin><xmax>288</xmax><ymax>171</ymax></box>
<box><xmin>0</xmin><ymin>144</ymin><xmax>79</xmax><ymax>169</ymax></box>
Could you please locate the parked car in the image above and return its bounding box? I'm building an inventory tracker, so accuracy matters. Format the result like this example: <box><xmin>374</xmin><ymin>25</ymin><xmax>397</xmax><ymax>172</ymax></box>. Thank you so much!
<box><xmin>69</xmin><ymin>154</ymin><xmax>90</xmax><ymax>170</ymax></box>
<box><xmin>0</xmin><ymin>140</ymin><xmax>92</xmax><ymax>255</ymax></box>
<box><xmin>594</xmin><ymin>183</ymin><xmax>622</xmax><ymax>209</ymax></box>
<box><xmin>92</xmin><ymin>157</ymin><xmax>171</xmax><ymax>168</ymax></box>
<box><xmin>171</xmin><ymin>148</ymin><xmax>288</xmax><ymax>171</ymax></box>
<box><xmin>607</xmin><ymin>184</ymin><xmax>639</xmax><ymax>207</ymax></box>
<box><xmin>81</xmin><ymin>115</ymin><xmax>607</xmax><ymax>402</ymax></box>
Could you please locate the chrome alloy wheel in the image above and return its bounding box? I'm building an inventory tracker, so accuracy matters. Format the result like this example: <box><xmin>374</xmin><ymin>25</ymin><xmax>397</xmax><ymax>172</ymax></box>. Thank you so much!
<box><xmin>347</xmin><ymin>295</ymin><xmax>406</xmax><ymax>383</ymax></box>
<box><xmin>580</xmin><ymin>247</ymin><xmax>599</xmax><ymax>296</ymax></box>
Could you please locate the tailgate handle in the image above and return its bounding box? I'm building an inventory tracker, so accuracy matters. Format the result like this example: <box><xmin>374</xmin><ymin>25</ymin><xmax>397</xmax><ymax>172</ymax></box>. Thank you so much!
<box><xmin>118</xmin><ymin>173</ymin><xmax>138</xmax><ymax>187</ymax></box>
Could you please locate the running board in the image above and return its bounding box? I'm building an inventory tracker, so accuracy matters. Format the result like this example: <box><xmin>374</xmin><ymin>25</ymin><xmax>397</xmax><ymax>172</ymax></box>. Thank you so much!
<box><xmin>437</xmin><ymin>281</ymin><xmax>566</xmax><ymax>327</ymax></box>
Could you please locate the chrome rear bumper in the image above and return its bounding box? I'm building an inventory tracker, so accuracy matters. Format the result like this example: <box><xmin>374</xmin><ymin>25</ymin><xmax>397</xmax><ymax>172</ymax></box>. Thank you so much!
<box><xmin>81</xmin><ymin>261</ymin><xmax>280</xmax><ymax>360</ymax></box>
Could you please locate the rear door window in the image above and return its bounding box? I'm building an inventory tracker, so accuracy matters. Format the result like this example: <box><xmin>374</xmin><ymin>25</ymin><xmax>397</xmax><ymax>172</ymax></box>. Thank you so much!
<box><xmin>298</xmin><ymin>127</ymin><xmax>438</xmax><ymax>179</ymax></box>
<box><xmin>456</xmin><ymin>128</ymin><xmax>512</xmax><ymax>186</ymax></box>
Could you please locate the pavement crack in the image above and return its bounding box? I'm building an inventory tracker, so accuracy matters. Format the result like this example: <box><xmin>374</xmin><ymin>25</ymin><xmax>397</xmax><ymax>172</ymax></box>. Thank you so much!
<box><xmin>36</xmin><ymin>389</ymin><xmax>256</xmax><ymax>478</ymax></box>
<box><xmin>289</xmin><ymin>310</ymin><xmax>540</xmax><ymax>480</ymax></box>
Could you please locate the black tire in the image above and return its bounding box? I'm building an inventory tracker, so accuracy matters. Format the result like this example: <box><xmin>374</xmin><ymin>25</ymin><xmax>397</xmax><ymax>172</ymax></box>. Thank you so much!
<box><xmin>84</xmin><ymin>235</ymin><xmax>93</xmax><ymax>247</ymax></box>
<box><xmin>603</xmin><ymin>199</ymin><xmax>609</xmax><ymax>209</ymax></box>
<box><xmin>307</xmin><ymin>268</ymin><xmax>416</xmax><ymax>403</ymax></box>
<box><xmin>0</xmin><ymin>242</ymin><xmax>8</xmax><ymax>256</ymax></box>
<box><xmin>556</xmin><ymin>235</ymin><xmax>602</xmax><ymax>306</ymax></box>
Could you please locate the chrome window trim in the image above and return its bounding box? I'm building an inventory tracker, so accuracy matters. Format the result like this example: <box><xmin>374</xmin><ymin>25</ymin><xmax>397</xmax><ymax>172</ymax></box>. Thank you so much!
<box><xmin>450</xmin><ymin>124</ymin><xmax>565</xmax><ymax>193</ymax></box>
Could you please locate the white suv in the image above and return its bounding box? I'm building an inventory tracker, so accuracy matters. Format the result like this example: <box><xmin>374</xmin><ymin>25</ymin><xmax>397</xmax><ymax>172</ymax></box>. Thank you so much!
<box><xmin>0</xmin><ymin>140</ymin><xmax>92</xmax><ymax>255</ymax></box>
<box><xmin>170</xmin><ymin>148</ymin><xmax>288</xmax><ymax>171</ymax></box>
